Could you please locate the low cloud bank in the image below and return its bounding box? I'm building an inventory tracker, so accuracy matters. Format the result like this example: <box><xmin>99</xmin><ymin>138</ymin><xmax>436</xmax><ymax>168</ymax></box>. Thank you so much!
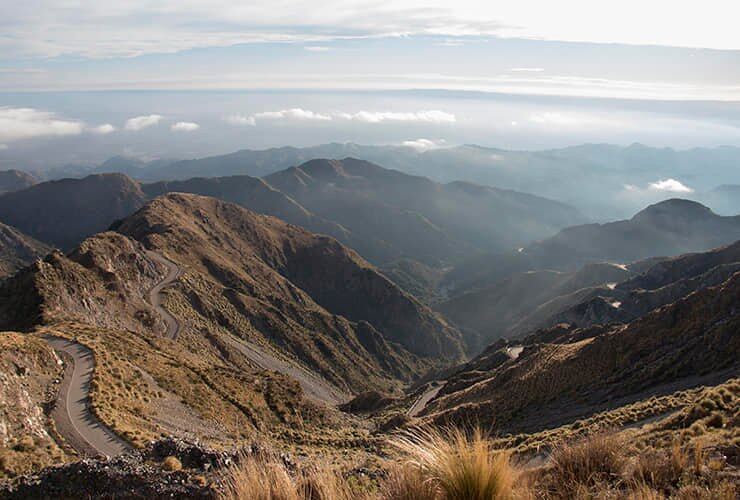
<box><xmin>226</xmin><ymin>108</ymin><xmax>456</xmax><ymax>126</ymax></box>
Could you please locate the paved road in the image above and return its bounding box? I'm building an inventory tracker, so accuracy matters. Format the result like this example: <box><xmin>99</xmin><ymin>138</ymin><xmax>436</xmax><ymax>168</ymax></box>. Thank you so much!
<box><xmin>43</xmin><ymin>335</ymin><xmax>131</xmax><ymax>458</ymax></box>
<box><xmin>41</xmin><ymin>250</ymin><xmax>182</xmax><ymax>457</ymax></box>
<box><xmin>407</xmin><ymin>381</ymin><xmax>447</xmax><ymax>417</ymax></box>
<box><xmin>145</xmin><ymin>250</ymin><xmax>183</xmax><ymax>340</ymax></box>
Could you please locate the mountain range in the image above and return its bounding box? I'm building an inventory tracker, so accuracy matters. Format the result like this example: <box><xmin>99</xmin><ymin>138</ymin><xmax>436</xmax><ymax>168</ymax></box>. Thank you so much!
<box><xmin>0</xmin><ymin>159</ymin><xmax>584</xmax><ymax>267</ymax></box>
<box><xmin>31</xmin><ymin>143</ymin><xmax>740</xmax><ymax>219</ymax></box>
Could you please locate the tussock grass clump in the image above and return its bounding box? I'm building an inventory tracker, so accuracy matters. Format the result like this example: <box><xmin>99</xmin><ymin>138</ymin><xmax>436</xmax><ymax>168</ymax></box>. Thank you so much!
<box><xmin>390</xmin><ymin>427</ymin><xmax>520</xmax><ymax>500</ymax></box>
<box><xmin>543</xmin><ymin>434</ymin><xmax>626</xmax><ymax>498</ymax></box>
<box><xmin>162</xmin><ymin>455</ymin><xmax>182</xmax><ymax>471</ymax></box>
<box><xmin>628</xmin><ymin>443</ymin><xmax>688</xmax><ymax>493</ymax></box>
<box><xmin>219</xmin><ymin>451</ymin><xmax>359</xmax><ymax>500</ymax></box>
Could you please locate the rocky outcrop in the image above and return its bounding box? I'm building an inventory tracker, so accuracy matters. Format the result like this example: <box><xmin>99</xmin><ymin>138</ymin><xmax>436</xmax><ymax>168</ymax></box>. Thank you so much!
<box><xmin>0</xmin><ymin>222</ymin><xmax>50</xmax><ymax>279</ymax></box>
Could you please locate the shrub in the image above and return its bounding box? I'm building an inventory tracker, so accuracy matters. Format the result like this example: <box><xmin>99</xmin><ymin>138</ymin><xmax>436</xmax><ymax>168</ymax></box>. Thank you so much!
<box><xmin>628</xmin><ymin>443</ymin><xmax>688</xmax><ymax>493</ymax></box>
<box><xmin>379</xmin><ymin>464</ymin><xmax>438</xmax><ymax>500</ymax></box>
<box><xmin>163</xmin><ymin>456</ymin><xmax>182</xmax><ymax>472</ymax></box>
<box><xmin>545</xmin><ymin>434</ymin><xmax>626</xmax><ymax>498</ymax></box>
<box><xmin>219</xmin><ymin>452</ymin><xmax>358</xmax><ymax>500</ymax></box>
<box><xmin>390</xmin><ymin>427</ymin><xmax>519</xmax><ymax>500</ymax></box>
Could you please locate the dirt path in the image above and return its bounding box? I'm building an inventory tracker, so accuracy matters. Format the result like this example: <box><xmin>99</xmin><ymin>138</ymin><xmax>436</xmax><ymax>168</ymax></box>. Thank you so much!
<box><xmin>43</xmin><ymin>335</ymin><xmax>131</xmax><ymax>458</ymax></box>
<box><xmin>407</xmin><ymin>381</ymin><xmax>447</xmax><ymax>417</ymax></box>
<box><xmin>145</xmin><ymin>250</ymin><xmax>183</xmax><ymax>340</ymax></box>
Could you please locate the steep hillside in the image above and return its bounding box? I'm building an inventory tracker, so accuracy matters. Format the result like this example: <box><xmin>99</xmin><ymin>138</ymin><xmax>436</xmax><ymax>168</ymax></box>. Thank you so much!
<box><xmin>266</xmin><ymin>158</ymin><xmax>584</xmax><ymax>265</ymax></box>
<box><xmin>422</xmin><ymin>271</ymin><xmax>740</xmax><ymax>433</ymax></box>
<box><xmin>446</xmin><ymin>199</ymin><xmax>740</xmax><ymax>293</ymax></box>
<box><xmin>115</xmin><ymin>193</ymin><xmax>464</xmax><ymax>365</ymax></box>
<box><xmin>140</xmin><ymin>175</ymin><xmax>369</xmax><ymax>259</ymax></box>
<box><xmin>0</xmin><ymin>169</ymin><xmax>37</xmax><ymax>194</ymax></box>
<box><xmin>0</xmin><ymin>333</ymin><xmax>69</xmax><ymax>479</ymax></box>
<box><xmin>436</xmin><ymin>262</ymin><xmax>633</xmax><ymax>350</ymax></box>
<box><xmin>531</xmin><ymin>239</ymin><xmax>740</xmax><ymax>334</ymax></box>
<box><xmin>0</xmin><ymin>193</ymin><xmax>469</xmax><ymax>463</ymax></box>
<box><xmin>0</xmin><ymin>174</ymin><xmax>147</xmax><ymax>249</ymax></box>
<box><xmin>0</xmin><ymin>222</ymin><xmax>51</xmax><ymax>278</ymax></box>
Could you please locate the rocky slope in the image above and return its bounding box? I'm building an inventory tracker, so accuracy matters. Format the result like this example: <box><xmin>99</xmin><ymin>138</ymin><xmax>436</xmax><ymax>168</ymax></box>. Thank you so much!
<box><xmin>0</xmin><ymin>222</ymin><xmax>51</xmax><ymax>278</ymax></box>
<box><xmin>114</xmin><ymin>193</ymin><xmax>464</xmax><ymax>366</ymax></box>
<box><xmin>0</xmin><ymin>194</ymin><xmax>464</xmax><ymax>435</ymax></box>
<box><xmin>0</xmin><ymin>333</ymin><xmax>69</xmax><ymax>479</ymax></box>
<box><xmin>0</xmin><ymin>173</ymin><xmax>147</xmax><ymax>250</ymax></box>
<box><xmin>0</xmin><ymin>193</ymin><xmax>468</xmax><ymax>469</ymax></box>
<box><xmin>422</xmin><ymin>270</ymin><xmax>740</xmax><ymax>433</ymax></box>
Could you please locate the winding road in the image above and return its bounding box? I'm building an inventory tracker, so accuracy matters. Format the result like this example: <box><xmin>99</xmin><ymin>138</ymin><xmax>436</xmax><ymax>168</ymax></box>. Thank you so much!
<box><xmin>145</xmin><ymin>250</ymin><xmax>183</xmax><ymax>340</ymax></box>
<box><xmin>43</xmin><ymin>335</ymin><xmax>131</xmax><ymax>458</ymax></box>
<box><xmin>44</xmin><ymin>248</ymin><xmax>350</xmax><ymax>459</ymax></box>
<box><xmin>43</xmin><ymin>250</ymin><xmax>182</xmax><ymax>457</ymax></box>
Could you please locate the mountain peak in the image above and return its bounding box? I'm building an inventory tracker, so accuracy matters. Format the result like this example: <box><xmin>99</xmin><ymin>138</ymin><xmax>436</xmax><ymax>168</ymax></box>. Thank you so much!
<box><xmin>633</xmin><ymin>198</ymin><xmax>714</xmax><ymax>221</ymax></box>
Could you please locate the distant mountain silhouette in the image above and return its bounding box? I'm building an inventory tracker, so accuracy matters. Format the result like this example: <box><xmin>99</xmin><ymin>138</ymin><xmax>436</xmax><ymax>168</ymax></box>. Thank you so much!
<box><xmin>0</xmin><ymin>169</ymin><xmax>37</xmax><ymax>194</ymax></box>
<box><xmin>445</xmin><ymin>199</ymin><xmax>740</xmax><ymax>293</ymax></box>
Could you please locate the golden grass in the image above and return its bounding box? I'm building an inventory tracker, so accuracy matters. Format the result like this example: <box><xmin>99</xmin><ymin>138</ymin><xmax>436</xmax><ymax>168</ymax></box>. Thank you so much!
<box><xmin>390</xmin><ymin>427</ymin><xmax>521</xmax><ymax>500</ymax></box>
<box><xmin>544</xmin><ymin>433</ymin><xmax>626</xmax><ymax>498</ymax></box>
<box><xmin>219</xmin><ymin>451</ymin><xmax>360</xmax><ymax>500</ymax></box>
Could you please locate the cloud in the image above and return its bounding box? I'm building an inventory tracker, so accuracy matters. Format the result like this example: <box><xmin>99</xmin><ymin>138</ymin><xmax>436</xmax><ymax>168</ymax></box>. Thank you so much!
<box><xmin>171</xmin><ymin>121</ymin><xmax>200</xmax><ymax>132</ymax></box>
<box><xmin>339</xmin><ymin>110</ymin><xmax>456</xmax><ymax>124</ymax></box>
<box><xmin>125</xmin><ymin>114</ymin><xmax>163</xmax><ymax>131</ymax></box>
<box><xmin>225</xmin><ymin>108</ymin><xmax>456</xmax><ymax>126</ymax></box>
<box><xmin>3</xmin><ymin>1</ymin><xmax>737</xmax><ymax>60</ymax></box>
<box><xmin>401</xmin><ymin>138</ymin><xmax>447</xmax><ymax>151</ymax></box>
<box><xmin>89</xmin><ymin>123</ymin><xmax>116</xmax><ymax>134</ymax></box>
<box><xmin>226</xmin><ymin>114</ymin><xmax>256</xmax><ymax>126</ymax></box>
<box><xmin>510</xmin><ymin>67</ymin><xmax>544</xmax><ymax>72</ymax></box>
<box><xmin>0</xmin><ymin>107</ymin><xmax>84</xmax><ymax>143</ymax></box>
<box><xmin>0</xmin><ymin>144</ymin><xmax>7</xmax><ymax>150</ymax></box>
<box><xmin>255</xmin><ymin>108</ymin><xmax>332</xmax><ymax>121</ymax></box>
<box><xmin>304</xmin><ymin>46</ymin><xmax>330</xmax><ymax>52</ymax></box>
<box><xmin>648</xmin><ymin>178</ymin><xmax>694</xmax><ymax>193</ymax></box>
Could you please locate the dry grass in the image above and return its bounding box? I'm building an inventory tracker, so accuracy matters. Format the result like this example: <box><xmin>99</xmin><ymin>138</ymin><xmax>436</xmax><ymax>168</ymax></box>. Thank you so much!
<box><xmin>390</xmin><ymin>427</ymin><xmax>521</xmax><ymax>500</ymax></box>
<box><xmin>219</xmin><ymin>451</ymin><xmax>360</xmax><ymax>500</ymax></box>
<box><xmin>379</xmin><ymin>464</ymin><xmax>438</xmax><ymax>500</ymax></box>
<box><xmin>542</xmin><ymin>434</ymin><xmax>626</xmax><ymax>498</ymax></box>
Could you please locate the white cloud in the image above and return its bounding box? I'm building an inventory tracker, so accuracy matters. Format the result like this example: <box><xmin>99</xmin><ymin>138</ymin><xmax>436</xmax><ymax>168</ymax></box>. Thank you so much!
<box><xmin>226</xmin><ymin>114</ymin><xmax>256</xmax><ymax>126</ymax></box>
<box><xmin>255</xmin><ymin>108</ymin><xmax>332</xmax><ymax>121</ymax></box>
<box><xmin>171</xmin><ymin>121</ymin><xmax>200</xmax><ymax>132</ymax></box>
<box><xmin>304</xmin><ymin>46</ymin><xmax>330</xmax><ymax>52</ymax></box>
<box><xmin>89</xmin><ymin>123</ymin><xmax>116</xmax><ymax>134</ymax></box>
<box><xmin>124</xmin><ymin>114</ymin><xmax>163</xmax><ymax>131</ymax></box>
<box><xmin>0</xmin><ymin>107</ymin><xmax>84</xmax><ymax>143</ymax></box>
<box><xmin>2</xmin><ymin>1</ymin><xmax>737</xmax><ymax>60</ymax></box>
<box><xmin>225</xmin><ymin>108</ymin><xmax>456</xmax><ymax>126</ymax></box>
<box><xmin>648</xmin><ymin>178</ymin><xmax>694</xmax><ymax>193</ymax></box>
<box><xmin>401</xmin><ymin>138</ymin><xmax>447</xmax><ymax>151</ymax></box>
<box><xmin>340</xmin><ymin>110</ymin><xmax>456</xmax><ymax>124</ymax></box>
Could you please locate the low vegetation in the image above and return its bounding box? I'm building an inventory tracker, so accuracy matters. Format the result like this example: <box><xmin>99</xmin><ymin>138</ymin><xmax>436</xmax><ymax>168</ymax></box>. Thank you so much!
<box><xmin>216</xmin><ymin>427</ymin><xmax>737</xmax><ymax>499</ymax></box>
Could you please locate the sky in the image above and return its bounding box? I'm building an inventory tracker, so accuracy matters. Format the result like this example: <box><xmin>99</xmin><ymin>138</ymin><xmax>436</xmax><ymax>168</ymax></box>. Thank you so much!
<box><xmin>0</xmin><ymin>0</ymin><xmax>738</xmax><ymax>168</ymax></box>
